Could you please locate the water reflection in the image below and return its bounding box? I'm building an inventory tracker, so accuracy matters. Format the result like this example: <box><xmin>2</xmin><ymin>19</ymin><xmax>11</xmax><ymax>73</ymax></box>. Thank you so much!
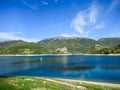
<box><xmin>0</xmin><ymin>55</ymin><xmax>120</xmax><ymax>83</ymax></box>
<box><xmin>51</xmin><ymin>65</ymin><xmax>95</xmax><ymax>71</ymax></box>
<box><xmin>11</xmin><ymin>57</ymin><xmax>67</xmax><ymax>64</ymax></box>
<box><xmin>7</xmin><ymin>56</ymin><xmax>69</xmax><ymax>75</ymax></box>
<box><xmin>101</xmin><ymin>66</ymin><xmax>120</xmax><ymax>70</ymax></box>
<box><xmin>60</xmin><ymin>56</ymin><xmax>68</xmax><ymax>66</ymax></box>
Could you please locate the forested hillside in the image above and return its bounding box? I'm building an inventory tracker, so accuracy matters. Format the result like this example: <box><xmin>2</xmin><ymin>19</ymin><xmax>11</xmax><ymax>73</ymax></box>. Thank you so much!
<box><xmin>0</xmin><ymin>37</ymin><xmax>120</xmax><ymax>54</ymax></box>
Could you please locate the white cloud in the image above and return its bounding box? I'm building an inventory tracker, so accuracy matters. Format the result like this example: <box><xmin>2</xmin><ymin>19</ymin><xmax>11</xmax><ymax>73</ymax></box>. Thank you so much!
<box><xmin>86</xmin><ymin>30</ymin><xmax>92</xmax><ymax>34</ymax></box>
<box><xmin>71</xmin><ymin>2</ymin><xmax>104</xmax><ymax>36</ymax></box>
<box><xmin>70</xmin><ymin>11</ymin><xmax>86</xmax><ymax>34</ymax></box>
<box><xmin>41</xmin><ymin>1</ymin><xmax>48</xmax><ymax>5</ymax></box>
<box><xmin>13</xmin><ymin>32</ymin><xmax>23</xmax><ymax>34</ymax></box>
<box><xmin>88</xmin><ymin>3</ymin><xmax>99</xmax><ymax>24</ymax></box>
<box><xmin>61</xmin><ymin>34</ymin><xmax>80</xmax><ymax>37</ymax></box>
<box><xmin>19</xmin><ymin>0</ymin><xmax>48</xmax><ymax>10</ymax></box>
<box><xmin>95</xmin><ymin>23</ymin><xmax>106</xmax><ymax>29</ymax></box>
<box><xmin>0</xmin><ymin>32</ymin><xmax>38</xmax><ymax>42</ymax></box>
<box><xmin>108</xmin><ymin>0</ymin><xmax>120</xmax><ymax>13</ymax></box>
<box><xmin>19</xmin><ymin>0</ymin><xmax>39</xmax><ymax>10</ymax></box>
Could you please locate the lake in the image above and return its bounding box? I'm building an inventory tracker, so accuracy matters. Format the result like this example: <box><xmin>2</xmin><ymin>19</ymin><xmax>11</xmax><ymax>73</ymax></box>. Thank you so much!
<box><xmin>0</xmin><ymin>55</ymin><xmax>120</xmax><ymax>83</ymax></box>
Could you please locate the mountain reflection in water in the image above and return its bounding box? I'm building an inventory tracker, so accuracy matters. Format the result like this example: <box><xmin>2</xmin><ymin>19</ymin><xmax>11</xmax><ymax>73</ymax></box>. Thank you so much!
<box><xmin>0</xmin><ymin>55</ymin><xmax>120</xmax><ymax>83</ymax></box>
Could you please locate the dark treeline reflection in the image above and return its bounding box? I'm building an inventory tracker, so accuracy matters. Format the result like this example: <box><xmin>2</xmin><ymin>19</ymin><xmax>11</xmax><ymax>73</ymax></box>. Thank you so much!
<box><xmin>51</xmin><ymin>65</ymin><xmax>95</xmax><ymax>71</ymax></box>
<box><xmin>101</xmin><ymin>66</ymin><xmax>120</xmax><ymax>70</ymax></box>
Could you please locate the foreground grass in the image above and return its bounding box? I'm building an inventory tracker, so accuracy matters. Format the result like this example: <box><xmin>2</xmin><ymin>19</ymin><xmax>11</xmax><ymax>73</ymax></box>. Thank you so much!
<box><xmin>0</xmin><ymin>76</ymin><xmax>120</xmax><ymax>90</ymax></box>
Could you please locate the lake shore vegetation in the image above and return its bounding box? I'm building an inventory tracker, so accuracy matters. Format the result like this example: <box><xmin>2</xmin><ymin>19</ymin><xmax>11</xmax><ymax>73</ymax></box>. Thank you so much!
<box><xmin>0</xmin><ymin>76</ymin><xmax>120</xmax><ymax>90</ymax></box>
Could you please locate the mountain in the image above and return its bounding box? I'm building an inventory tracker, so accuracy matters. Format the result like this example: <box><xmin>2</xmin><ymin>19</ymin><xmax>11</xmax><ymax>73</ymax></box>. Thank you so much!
<box><xmin>97</xmin><ymin>44</ymin><xmax>120</xmax><ymax>54</ymax></box>
<box><xmin>0</xmin><ymin>42</ymin><xmax>48</xmax><ymax>55</ymax></box>
<box><xmin>98</xmin><ymin>37</ymin><xmax>120</xmax><ymax>46</ymax></box>
<box><xmin>0</xmin><ymin>40</ymin><xmax>24</xmax><ymax>48</ymax></box>
<box><xmin>86</xmin><ymin>37</ymin><xmax>120</xmax><ymax>54</ymax></box>
<box><xmin>86</xmin><ymin>44</ymin><xmax>109</xmax><ymax>54</ymax></box>
<box><xmin>0</xmin><ymin>37</ymin><xmax>120</xmax><ymax>54</ymax></box>
<box><xmin>38</xmin><ymin>36</ymin><xmax>98</xmax><ymax>54</ymax></box>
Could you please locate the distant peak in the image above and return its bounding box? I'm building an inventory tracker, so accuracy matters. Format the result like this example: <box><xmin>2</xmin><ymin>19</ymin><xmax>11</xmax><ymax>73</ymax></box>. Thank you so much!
<box><xmin>55</xmin><ymin>36</ymin><xmax>80</xmax><ymax>39</ymax></box>
<box><xmin>0</xmin><ymin>40</ymin><xmax>24</xmax><ymax>43</ymax></box>
<box><xmin>98</xmin><ymin>37</ymin><xmax>120</xmax><ymax>41</ymax></box>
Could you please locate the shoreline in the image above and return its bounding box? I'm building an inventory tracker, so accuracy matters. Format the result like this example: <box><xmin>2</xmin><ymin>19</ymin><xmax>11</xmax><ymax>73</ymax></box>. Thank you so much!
<box><xmin>0</xmin><ymin>53</ymin><xmax>120</xmax><ymax>56</ymax></box>
<box><xmin>58</xmin><ymin>78</ymin><xmax>120</xmax><ymax>88</ymax></box>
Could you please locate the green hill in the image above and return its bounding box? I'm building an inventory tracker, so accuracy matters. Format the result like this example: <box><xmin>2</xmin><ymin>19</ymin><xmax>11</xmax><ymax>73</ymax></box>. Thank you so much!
<box><xmin>38</xmin><ymin>37</ymin><xmax>97</xmax><ymax>54</ymax></box>
<box><xmin>86</xmin><ymin>44</ymin><xmax>109</xmax><ymax>54</ymax></box>
<box><xmin>86</xmin><ymin>44</ymin><xmax>120</xmax><ymax>54</ymax></box>
<box><xmin>0</xmin><ymin>42</ymin><xmax>48</xmax><ymax>55</ymax></box>
<box><xmin>98</xmin><ymin>37</ymin><xmax>120</xmax><ymax>46</ymax></box>
<box><xmin>85</xmin><ymin>37</ymin><xmax>120</xmax><ymax>54</ymax></box>
<box><xmin>0</xmin><ymin>37</ymin><xmax>120</xmax><ymax>54</ymax></box>
<box><xmin>97</xmin><ymin>44</ymin><xmax>120</xmax><ymax>54</ymax></box>
<box><xmin>0</xmin><ymin>40</ymin><xmax>24</xmax><ymax>48</ymax></box>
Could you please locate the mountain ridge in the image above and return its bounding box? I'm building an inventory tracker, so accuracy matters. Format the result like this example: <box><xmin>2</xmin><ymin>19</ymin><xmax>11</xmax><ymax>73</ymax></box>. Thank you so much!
<box><xmin>0</xmin><ymin>36</ymin><xmax>120</xmax><ymax>43</ymax></box>
<box><xmin>0</xmin><ymin>36</ymin><xmax>120</xmax><ymax>54</ymax></box>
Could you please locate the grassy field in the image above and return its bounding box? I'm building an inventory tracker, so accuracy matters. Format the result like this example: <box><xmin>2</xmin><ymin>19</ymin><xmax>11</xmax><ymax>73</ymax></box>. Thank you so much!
<box><xmin>0</xmin><ymin>76</ymin><xmax>120</xmax><ymax>90</ymax></box>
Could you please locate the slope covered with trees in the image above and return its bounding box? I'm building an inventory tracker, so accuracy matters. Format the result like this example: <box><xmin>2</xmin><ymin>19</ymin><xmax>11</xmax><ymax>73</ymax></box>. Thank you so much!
<box><xmin>0</xmin><ymin>40</ymin><xmax>24</xmax><ymax>48</ymax></box>
<box><xmin>97</xmin><ymin>44</ymin><xmax>120</xmax><ymax>54</ymax></box>
<box><xmin>98</xmin><ymin>37</ymin><xmax>120</xmax><ymax>46</ymax></box>
<box><xmin>0</xmin><ymin>37</ymin><xmax>120</xmax><ymax>54</ymax></box>
<box><xmin>38</xmin><ymin>37</ymin><xmax>97</xmax><ymax>54</ymax></box>
<box><xmin>0</xmin><ymin>42</ymin><xmax>48</xmax><ymax>55</ymax></box>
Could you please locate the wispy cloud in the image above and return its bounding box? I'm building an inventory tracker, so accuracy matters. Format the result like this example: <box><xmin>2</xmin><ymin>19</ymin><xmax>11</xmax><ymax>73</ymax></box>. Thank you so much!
<box><xmin>88</xmin><ymin>3</ymin><xmax>99</xmax><ymax>24</ymax></box>
<box><xmin>95</xmin><ymin>23</ymin><xmax>106</xmax><ymax>29</ymax></box>
<box><xmin>41</xmin><ymin>1</ymin><xmax>48</xmax><ymax>5</ymax></box>
<box><xmin>13</xmin><ymin>32</ymin><xmax>23</xmax><ymax>34</ymax></box>
<box><xmin>71</xmin><ymin>2</ymin><xmax>105</xmax><ymax>37</ymax></box>
<box><xmin>0</xmin><ymin>32</ymin><xmax>38</xmax><ymax>42</ymax></box>
<box><xmin>19</xmin><ymin>0</ymin><xmax>39</xmax><ymax>10</ymax></box>
<box><xmin>108</xmin><ymin>0</ymin><xmax>120</xmax><ymax>13</ymax></box>
<box><xmin>70</xmin><ymin>11</ymin><xmax>86</xmax><ymax>34</ymax></box>
<box><xmin>19</xmin><ymin>0</ymin><xmax>48</xmax><ymax>10</ymax></box>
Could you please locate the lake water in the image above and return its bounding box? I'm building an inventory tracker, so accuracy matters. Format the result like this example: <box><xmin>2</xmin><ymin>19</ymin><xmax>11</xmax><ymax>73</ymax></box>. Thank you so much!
<box><xmin>0</xmin><ymin>55</ymin><xmax>120</xmax><ymax>83</ymax></box>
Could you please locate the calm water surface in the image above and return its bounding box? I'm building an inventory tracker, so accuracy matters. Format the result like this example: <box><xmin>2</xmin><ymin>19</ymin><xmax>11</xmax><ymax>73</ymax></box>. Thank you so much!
<box><xmin>0</xmin><ymin>55</ymin><xmax>120</xmax><ymax>83</ymax></box>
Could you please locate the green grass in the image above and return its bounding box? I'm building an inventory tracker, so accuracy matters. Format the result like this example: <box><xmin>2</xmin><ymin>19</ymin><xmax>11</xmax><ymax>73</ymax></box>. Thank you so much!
<box><xmin>0</xmin><ymin>76</ymin><xmax>74</xmax><ymax>90</ymax></box>
<box><xmin>79</xmin><ymin>83</ymin><xmax>120</xmax><ymax>90</ymax></box>
<box><xmin>0</xmin><ymin>76</ymin><xmax>120</xmax><ymax>90</ymax></box>
<box><xmin>0</xmin><ymin>77</ymin><xmax>17</xmax><ymax>90</ymax></box>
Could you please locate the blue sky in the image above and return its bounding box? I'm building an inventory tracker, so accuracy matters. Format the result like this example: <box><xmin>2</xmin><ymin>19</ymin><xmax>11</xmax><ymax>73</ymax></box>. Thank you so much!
<box><xmin>0</xmin><ymin>0</ymin><xmax>120</xmax><ymax>42</ymax></box>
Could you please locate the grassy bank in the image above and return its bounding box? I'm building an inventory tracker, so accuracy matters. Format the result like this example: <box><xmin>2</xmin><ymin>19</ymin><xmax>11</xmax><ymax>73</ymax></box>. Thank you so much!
<box><xmin>0</xmin><ymin>76</ymin><xmax>120</xmax><ymax>90</ymax></box>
